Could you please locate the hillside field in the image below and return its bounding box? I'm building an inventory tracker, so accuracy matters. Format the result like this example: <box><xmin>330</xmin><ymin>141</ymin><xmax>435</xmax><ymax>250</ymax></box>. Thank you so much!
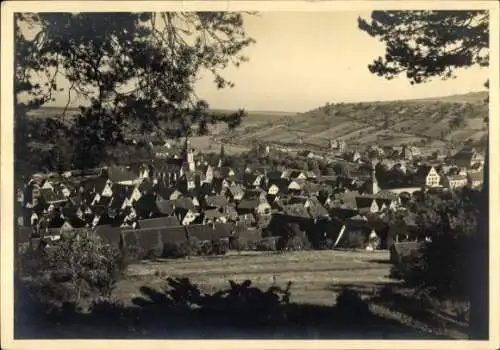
<box><xmin>224</xmin><ymin>91</ymin><xmax>489</xmax><ymax>152</ymax></box>
<box><xmin>26</xmin><ymin>91</ymin><xmax>488</xmax><ymax>155</ymax></box>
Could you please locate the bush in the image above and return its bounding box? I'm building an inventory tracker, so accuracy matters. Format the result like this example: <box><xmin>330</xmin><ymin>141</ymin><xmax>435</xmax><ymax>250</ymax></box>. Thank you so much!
<box><xmin>342</xmin><ymin>231</ymin><xmax>367</xmax><ymax>249</ymax></box>
<box><xmin>211</xmin><ymin>240</ymin><xmax>229</xmax><ymax>256</ymax></box>
<box><xmin>162</xmin><ymin>241</ymin><xmax>195</xmax><ymax>259</ymax></box>
<box><xmin>228</xmin><ymin>236</ymin><xmax>249</xmax><ymax>251</ymax></box>
<box><xmin>255</xmin><ymin>237</ymin><xmax>277</xmax><ymax>251</ymax></box>
<box><xmin>18</xmin><ymin>231</ymin><xmax>126</xmax><ymax>307</ymax></box>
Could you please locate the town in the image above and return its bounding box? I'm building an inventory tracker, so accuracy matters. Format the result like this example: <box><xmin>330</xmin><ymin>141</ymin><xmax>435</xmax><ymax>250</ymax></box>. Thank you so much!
<box><xmin>15</xmin><ymin>134</ymin><xmax>485</xmax><ymax>258</ymax></box>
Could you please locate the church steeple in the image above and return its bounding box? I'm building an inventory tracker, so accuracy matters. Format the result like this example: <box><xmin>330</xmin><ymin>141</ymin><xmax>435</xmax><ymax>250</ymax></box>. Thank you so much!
<box><xmin>183</xmin><ymin>136</ymin><xmax>195</xmax><ymax>172</ymax></box>
<box><xmin>218</xmin><ymin>143</ymin><xmax>225</xmax><ymax>168</ymax></box>
<box><xmin>370</xmin><ymin>166</ymin><xmax>380</xmax><ymax>195</ymax></box>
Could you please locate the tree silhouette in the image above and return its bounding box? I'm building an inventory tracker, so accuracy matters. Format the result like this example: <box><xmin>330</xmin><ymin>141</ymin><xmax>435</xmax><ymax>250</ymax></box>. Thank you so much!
<box><xmin>359</xmin><ymin>10</ymin><xmax>489</xmax><ymax>339</ymax></box>
<box><xmin>15</xmin><ymin>12</ymin><xmax>255</xmax><ymax>171</ymax></box>
<box><xmin>358</xmin><ymin>11</ymin><xmax>488</xmax><ymax>85</ymax></box>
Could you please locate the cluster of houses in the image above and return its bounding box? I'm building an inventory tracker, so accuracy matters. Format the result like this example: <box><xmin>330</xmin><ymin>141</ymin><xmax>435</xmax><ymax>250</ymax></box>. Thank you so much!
<box><xmin>15</xmin><ymin>137</ymin><xmax>485</xmax><ymax>253</ymax></box>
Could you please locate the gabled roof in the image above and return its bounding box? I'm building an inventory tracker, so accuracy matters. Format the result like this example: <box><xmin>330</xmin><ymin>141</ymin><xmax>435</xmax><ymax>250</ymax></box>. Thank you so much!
<box><xmin>109</xmin><ymin>194</ymin><xmax>127</xmax><ymax>211</ymax></box>
<box><xmin>203</xmin><ymin>209</ymin><xmax>225</xmax><ymax>220</ymax></box>
<box><xmin>213</xmin><ymin>223</ymin><xmax>235</xmax><ymax>240</ymax></box>
<box><xmin>467</xmin><ymin>170</ymin><xmax>484</xmax><ymax>182</ymax></box>
<box><xmin>237</xmin><ymin>199</ymin><xmax>261</xmax><ymax>210</ymax></box>
<box><xmin>289</xmin><ymin>170</ymin><xmax>305</xmax><ymax>179</ymax></box>
<box><xmin>186</xmin><ymin>224</ymin><xmax>213</xmax><ymax>241</ymax></box>
<box><xmin>227</xmin><ymin>185</ymin><xmax>245</xmax><ymax>198</ymax></box>
<box><xmin>287</xmin><ymin>196</ymin><xmax>309</xmax><ymax>206</ymax></box>
<box><xmin>138</xmin><ymin>179</ymin><xmax>155</xmax><ymax>193</ymax></box>
<box><xmin>242</xmin><ymin>189</ymin><xmax>265</xmax><ymax>201</ymax></box>
<box><xmin>95</xmin><ymin>196</ymin><xmax>112</xmax><ymax>207</ymax></box>
<box><xmin>138</xmin><ymin>215</ymin><xmax>180</xmax><ymax>229</ymax></box>
<box><xmin>204</xmin><ymin>195</ymin><xmax>227</xmax><ymax>208</ymax></box>
<box><xmin>446</xmin><ymin>174</ymin><xmax>468</xmax><ymax>181</ymax></box>
<box><xmin>283</xmin><ymin>204</ymin><xmax>309</xmax><ymax>218</ymax></box>
<box><xmin>39</xmin><ymin>188</ymin><xmax>67</xmax><ymax>204</ymax></box>
<box><xmin>157</xmin><ymin>186</ymin><xmax>178</xmax><ymax>200</ymax></box>
<box><xmin>104</xmin><ymin>166</ymin><xmax>138</xmax><ymax>183</ymax></box>
<box><xmin>266</xmin><ymin>171</ymin><xmax>283</xmax><ymax>180</ymax></box>
<box><xmin>111</xmin><ymin>184</ymin><xmax>135</xmax><ymax>198</ymax></box>
<box><xmin>64</xmin><ymin>215</ymin><xmax>87</xmax><ymax>228</ymax></box>
<box><xmin>415</xmin><ymin>165</ymin><xmax>435</xmax><ymax>178</ymax></box>
<box><xmin>268</xmin><ymin>178</ymin><xmax>291</xmax><ymax>192</ymax></box>
<box><xmin>156</xmin><ymin>199</ymin><xmax>175</xmax><ymax>216</ymax></box>
<box><xmin>173</xmin><ymin>198</ymin><xmax>196</xmax><ymax>211</ymax></box>
<box><xmin>355</xmin><ymin>196</ymin><xmax>376</xmax><ymax>209</ymax></box>
<box><xmin>133</xmin><ymin>194</ymin><xmax>159</xmax><ymax>218</ymax></box>
<box><xmin>47</xmin><ymin>215</ymin><xmax>66</xmax><ymax>228</ymax></box>
<box><xmin>213</xmin><ymin>166</ymin><xmax>234</xmax><ymax>179</ymax></box>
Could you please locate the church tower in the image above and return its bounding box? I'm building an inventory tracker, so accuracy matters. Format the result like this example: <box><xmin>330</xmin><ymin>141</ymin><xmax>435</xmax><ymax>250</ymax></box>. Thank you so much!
<box><xmin>184</xmin><ymin>137</ymin><xmax>195</xmax><ymax>172</ymax></box>
<box><xmin>367</xmin><ymin>160</ymin><xmax>380</xmax><ymax>195</ymax></box>
<box><xmin>218</xmin><ymin>143</ymin><xmax>225</xmax><ymax>168</ymax></box>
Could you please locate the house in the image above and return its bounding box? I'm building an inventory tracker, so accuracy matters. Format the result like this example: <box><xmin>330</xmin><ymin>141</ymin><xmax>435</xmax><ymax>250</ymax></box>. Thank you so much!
<box><xmin>355</xmin><ymin>196</ymin><xmax>379</xmax><ymax>214</ymax></box>
<box><xmin>102</xmin><ymin>166</ymin><xmax>140</xmax><ymax>185</ymax></box>
<box><xmin>226</xmin><ymin>185</ymin><xmax>245</xmax><ymax>202</ymax></box>
<box><xmin>155</xmin><ymin>198</ymin><xmax>175</xmax><ymax>216</ymax></box>
<box><xmin>287</xmin><ymin>170</ymin><xmax>307</xmax><ymax>181</ymax></box>
<box><xmin>442</xmin><ymin>174</ymin><xmax>468</xmax><ymax>190</ymax></box>
<box><xmin>152</xmin><ymin>145</ymin><xmax>171</xmax><ymax>158</ymax></box>
<box><xmin>213</xmin><ymin>166</ymin><xmax>236</xmax><ymax>179</ymax></box>
<box><xmin>350</xmin><ymin>151</ymin><xmax>361</xmax><ymax>163</ymax></box>
<box><xmin>204</xmin><ymin>195</ymin><xmax>228</xmax><ymax>209</ymax></box>
<box><xmin>298</xmin><ymin>150</ymin><xmax>315</xmax><ymax>158</ymax></box>
<box><xmin>157</xmin><ymin>186</ymin><xmax>183</xmax><ymax>201</ymax></box>
<box><xmin>243</xmin><ymin>173</ymin><xmax>265</xmax><ymax>188</ymax></box>
<box><xmin>414</xmin><ymin>165</ymin><xmax>440</xmax><ymax>187</ymax></box>
<box><xmin>38</xmin><ymin>188</ymin><xmax>67</xmax><ymax>206</ymax></box>
<box><xmin>237</xmin><ymin>198</ymin><xmax>272</xmax><ymax>216</ymax></box>
<box><xmin>305</xmin><ymin>171</ymin><xmax>317</xmax><ymax>180</ymax></box>
<box><xmin>202</xmin><ymin>209</ymin><xmax>227</xmax><ymax>224</ymax></box>
<box><xmin>467</xmin><ymin>170</ymin><xmax>484</xmax><ymax>188</ymax></box>
<box><xmin>266</xmin><ymin>178</ymin><xmax>291</xmax><ymax>196</ymax></box>
<box><xmin>451</xmin><ymin>148</ymin><xmax>485</xmax><ymax>169</ymax></box>
<box><xmin>60</xmin><ymin>215</ymin><xmax>87</xmax><ymax>233</ymax></box>
<box><xmin>178</xmin><ymin>171</ymin><xmax>199</xmax><ymax>192</ymax></box>
<box><xmin>198</xmin><ymin>164</ymin><xmax>214</xmax><ymax>184</ymax></box>
<box><xmin>288</xmin><ymin>179</ymin><xmax>307</xmax><ymax>193</ymax></box>
<box><xmin>133</xmin><ymin>194</ymin><xmax>160</xmax><ymax>219</ymax></box>
<box><xmin>174</xmin><ymin>207</ymin><xmax>200</xmax><ymax>226</ymax></box>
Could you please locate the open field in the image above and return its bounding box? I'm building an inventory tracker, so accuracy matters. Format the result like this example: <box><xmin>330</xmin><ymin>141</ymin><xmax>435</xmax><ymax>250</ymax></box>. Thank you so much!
<box><xmin>117</xmin><ymin>249</ymin><xmax>394</xmax><ymax>306</ymax></box>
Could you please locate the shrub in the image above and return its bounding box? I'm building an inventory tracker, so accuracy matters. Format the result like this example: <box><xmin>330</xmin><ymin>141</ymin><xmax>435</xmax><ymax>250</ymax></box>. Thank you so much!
<box><xmin>211</xmin><ymin>240</ymin><xmax>229</xmax><ymax>256</ymax></box>
<box><xmin>228</xmin><ymin>236</ymin><xmax>249</xmax><ymax>251</ymax></box>
<box><xmin>255</xmin><ymin>237</ymin><xmax>277</xmax><ymax>251</ymax></box>
<box><xmin>162</xmin><ymin>241</ymin><xmax>194</xmax><ymax>259</ymax></box>
<box><xmin>18</xmin><ymin>230</ymin><xmax>126</xmax><ymax>307</ymax></box>
<box><xmin>342</xmin><ymin>230</ymin><xmax>367</xmax><ymax>249</ymax></box>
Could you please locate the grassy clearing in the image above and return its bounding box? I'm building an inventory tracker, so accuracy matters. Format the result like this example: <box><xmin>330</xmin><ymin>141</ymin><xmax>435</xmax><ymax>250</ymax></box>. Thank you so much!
<box><xmin>115</xmin><ymin>250</ymin><xmax>394</xmax><ymax>306</ymax></box>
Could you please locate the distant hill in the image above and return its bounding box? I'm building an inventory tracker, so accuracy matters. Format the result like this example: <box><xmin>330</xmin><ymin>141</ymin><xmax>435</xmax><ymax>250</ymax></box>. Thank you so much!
<box><xmin>224</xmin><ymin>91</ymin><xmax>489</xmax><ymax>152</ymax></box>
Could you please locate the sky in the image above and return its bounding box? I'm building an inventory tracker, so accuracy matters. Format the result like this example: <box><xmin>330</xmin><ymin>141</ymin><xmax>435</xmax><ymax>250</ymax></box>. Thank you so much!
<box><xmin>40</xmin><ymin>11</ymin><xmax>489</xmax><ymax>113</ymax></box>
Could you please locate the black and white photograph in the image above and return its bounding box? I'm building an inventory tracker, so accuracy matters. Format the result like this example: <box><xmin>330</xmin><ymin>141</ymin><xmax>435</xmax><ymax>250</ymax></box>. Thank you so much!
<box><xmin>1</xmin><ymin>1</ymin><xmax>499</xmax><ymax>349</ymax></box>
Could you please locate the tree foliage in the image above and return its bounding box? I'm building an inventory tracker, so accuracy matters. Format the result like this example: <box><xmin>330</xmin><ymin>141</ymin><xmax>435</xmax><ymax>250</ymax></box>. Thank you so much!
<box><xmin>15</xmin><ymin>12</ymin><xmax>255</xmax><ymax>171</ymax></box>
<box><xmin>19</xmin><ymin>231</ymin><xmax>125</xmax><ymax>308</ymax></box>
<box><xmin>358</xmin><ymin>11</ymin><xmax>489</xmax><ymax>85</ymax></box>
